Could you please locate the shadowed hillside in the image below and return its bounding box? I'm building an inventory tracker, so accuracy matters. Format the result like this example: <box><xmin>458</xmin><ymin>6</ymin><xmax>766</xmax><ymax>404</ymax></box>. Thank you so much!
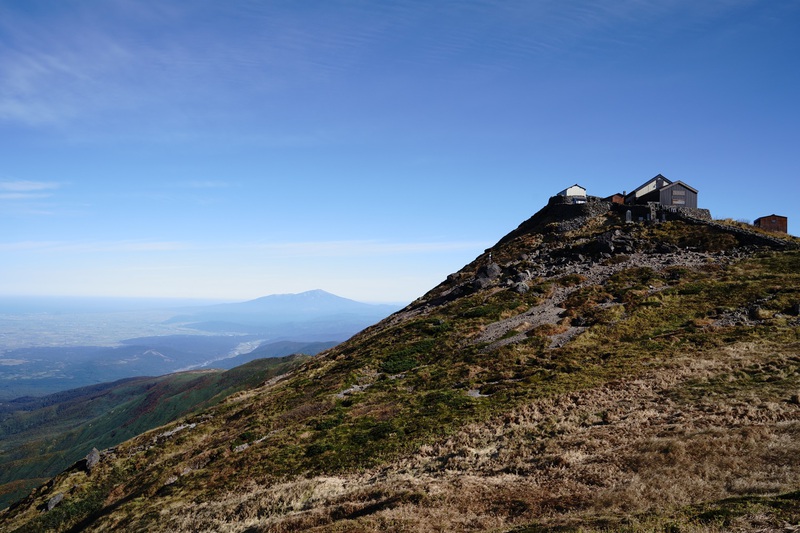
<box><xmin>1</xmin><ymin>199</ymin><xmax>798</xmax><ymax>532</ymax></box>
<box><xmin>0</xmin><ymin>355</ymin><xmax>307</xmax><ymax>511</ymax></box>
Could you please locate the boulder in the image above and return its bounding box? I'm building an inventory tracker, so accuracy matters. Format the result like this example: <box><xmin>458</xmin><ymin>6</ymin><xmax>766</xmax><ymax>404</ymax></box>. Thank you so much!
<box><xmin>473</xmin><ymin>278</ymin><xmax>491</xmax><ymax>290</ymax></box>
<box><xmin>47</xmin><ymin>493</ymin><xmax>64</xmax><ymax>511</ymax></box>
<box><xmin>597</xmin><ymin>236</ymin><xmax>615</xmax><ymax>254</ymax></box>
<box><xmin>85</xmin><ymin>448</ymin><xmax>100</xmax><ymax>473</ymax></box>
<box><xmin>511</xmin><ymin>282</ymin><xmax>529</xmax><ymax>294</ymax></box>
<box><xmin>477</xmin><ymin>263</ymin><xmax>502</xmax><ymax>280</ymax></box>
<box><xmin>514</xmin><ymin>270</ymin><xmax>531</xmax><ymax>283</ymax></box>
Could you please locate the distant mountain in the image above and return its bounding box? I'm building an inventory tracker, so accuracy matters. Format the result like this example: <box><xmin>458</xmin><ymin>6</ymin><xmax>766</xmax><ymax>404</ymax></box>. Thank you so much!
<box><xmin>167</xmin><ymin>289</ymin><xmax>398</xmax><ymax>322</ymax></box>
<box><xmin>163</xmin><ymin>289</ymin><xmax>399</xmax><ymax>336</ymax></box>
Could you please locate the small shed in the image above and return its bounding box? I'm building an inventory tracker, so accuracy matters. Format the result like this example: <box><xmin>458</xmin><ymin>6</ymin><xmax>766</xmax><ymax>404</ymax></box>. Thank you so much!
<box><xmin>604</xmin><ymin>193</ymin><xmax>625</xmax><ymax>205</ymax></box>
<box><xmin>557</xmin><ymin>184</ymin><xmax>587</xmax><ymax>203</ymax></box>
<box><xmin>754</xmin><ymin>214</ymin><xmax>788</xmax><ymax>233</ymax></box>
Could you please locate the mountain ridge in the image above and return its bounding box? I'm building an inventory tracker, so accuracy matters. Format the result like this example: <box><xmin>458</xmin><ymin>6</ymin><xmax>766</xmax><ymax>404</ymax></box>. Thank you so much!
<box><xmin>165</xmin><ymin>289</ymin><xmax>398</xmax><ymax>320</ymax></box>
<box><xmin>1</xmin><ymin>199</ymin><xmax>798</xmax><ymax>531</ymax></box>
<box><xmin>162</xmin><ymin>289</ymin><xmax>400</xmax><ymax>337</ymax></box>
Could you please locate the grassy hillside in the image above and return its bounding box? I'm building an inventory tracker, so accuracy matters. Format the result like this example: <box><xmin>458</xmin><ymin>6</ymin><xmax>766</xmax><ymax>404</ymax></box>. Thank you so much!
<box><xmin>0</xmin><ymin>355</ymin><xmax>307</xmax><ymax>510</ymax></box>
<box><xmin>1</xmin><ymin>200</ymin><xmax>798</xmax><ymax>532</ymax></box>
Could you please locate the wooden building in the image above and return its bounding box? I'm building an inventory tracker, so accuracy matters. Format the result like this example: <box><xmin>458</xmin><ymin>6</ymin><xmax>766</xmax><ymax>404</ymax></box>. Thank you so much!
<box><xmin>754</xmin><ymin>214</ymin><xmax>788</xmax><ymax>233</ymax></box>
<box><xmin>658</xmin><ymin>181</ymin><xmax>698</xmax><ymax>208</ymax></box>
<box><xmin>624</xmin><ymin>174</ymin><xmax>698</xmax><ymax>209</ymax></box>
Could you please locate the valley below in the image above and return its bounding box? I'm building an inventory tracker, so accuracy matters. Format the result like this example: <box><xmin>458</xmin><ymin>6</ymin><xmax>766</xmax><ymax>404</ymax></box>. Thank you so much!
<box><xmin>0</xmin><ymin>290</ymin><xmax>398</xmax><ymax>400</ymax></box>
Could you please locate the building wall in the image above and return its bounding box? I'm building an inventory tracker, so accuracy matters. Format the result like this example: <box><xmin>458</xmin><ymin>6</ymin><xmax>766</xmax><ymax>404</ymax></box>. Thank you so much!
<box><xmin>633</xmin><ymin>176</ymin><xmax>669</xmax><ymax>199</ymax></box>
<box><xmin>559</xmin><ymin>185</ymin><xmax>586</xmax><ymax>197</ymax></box>
<box><xmin>659</xmin><ymin>183</ymin><xmax>697</xmax><ymax>209</ymax></box>
<box><xmin>635</xmin><ymin>189</ymin><xmax>661</xmax><ymax>205</ymax></box>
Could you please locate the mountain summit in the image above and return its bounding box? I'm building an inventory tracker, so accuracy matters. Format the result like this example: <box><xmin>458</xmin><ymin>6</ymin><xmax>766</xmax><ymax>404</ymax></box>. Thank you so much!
<box><xmin>2</xmin><ymin>198</ymin><xmax>799</xmax><ymax>532</ymax></box>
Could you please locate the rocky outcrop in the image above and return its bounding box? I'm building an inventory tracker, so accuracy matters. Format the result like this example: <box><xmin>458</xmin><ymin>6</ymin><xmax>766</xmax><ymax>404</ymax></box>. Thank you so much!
<box><xmin>85</xmin><ymin>448</ymin><xmax>100</xmax><ymax>473</ymax></box>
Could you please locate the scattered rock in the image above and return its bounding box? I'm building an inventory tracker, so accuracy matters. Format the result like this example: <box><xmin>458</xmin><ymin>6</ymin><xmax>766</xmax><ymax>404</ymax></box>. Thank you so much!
<box><xmin>748</xmin><ymin>306</ymin><xmax>770</xmax><ymax>320</ymax></box>
<box><xmin>597</xmin><ymin>236</ymin><xmax>615</xmax><ymax>254</ymax></box>
<box><xmin>511</xmin><ymin>282</ymin><xmax>529</xmax><ymax>294</ymax></box>
<box><xmin>477</xmin><ymin>262</ymin><xmax>502</xmax><ymax>280</ymax></box>
<box><xmin>47</xmin><ymin>493</ymin><xmax>64</xmax><ymax>511</ymax></box>
<box><xmin>473</xmin><ymin>278</ymin><xmax>491</xmax><ymax>290</ymax></box>
<box><xmin>656</xmin><ymin>243</ymin><xmax>679</xmax><ymax>254</ymax></box>
<box><xmin>85</xmin><ymin>448</ymin><xmax>100</xmax><ymax>473</ymax></box>
<box><xmin>336</xmin><ymin>383</ymin><xmax>370</xmax><ymax>399</ymax></box>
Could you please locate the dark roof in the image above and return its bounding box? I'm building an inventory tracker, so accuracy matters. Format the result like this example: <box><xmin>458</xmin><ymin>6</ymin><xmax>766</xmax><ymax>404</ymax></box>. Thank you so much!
<box><xmin>660</xmin><ymin>180</ymin><xmax>698</xmax><ymax>194</ymax></box>
<box><xmin>557</xmin><ymin>184</ymin><xmax>587</xmax><ymax>196</ymax></box>
<box><xmin>626</xmin><ymin>174</ymin><xmax>672</xmax><ymax>197</ymax></box>
<box><xmin>755</xmin><ymin>214</ymin><xmax>787</xmax><ymax>221</ymax></box>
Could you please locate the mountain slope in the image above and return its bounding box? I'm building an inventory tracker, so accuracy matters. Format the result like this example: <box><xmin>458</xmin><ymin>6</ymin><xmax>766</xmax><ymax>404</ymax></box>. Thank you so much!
<box><xmin>1</xmin><ymin>198</ymin><xmax>798</xmax><ymax>532</ymax></box>
<box><xmin>0</xmin><ymin>355</ymin><xmax>307</xmax><ymax>511</ymax></box>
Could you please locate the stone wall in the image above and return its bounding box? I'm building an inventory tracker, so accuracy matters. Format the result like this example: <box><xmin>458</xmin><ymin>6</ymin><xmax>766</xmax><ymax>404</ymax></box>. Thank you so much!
<box><xmin>613</xmin><ymin>203</ymin><xmax>711</xmax><ymax>223</ymax></box>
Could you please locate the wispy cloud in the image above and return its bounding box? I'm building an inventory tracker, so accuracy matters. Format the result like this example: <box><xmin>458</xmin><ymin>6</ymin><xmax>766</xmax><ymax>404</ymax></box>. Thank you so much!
<box><xmin>0</xmin><ymin>180</ymin><xmax>60</xmax><ymax>202</ymax></box>
<box><xmin>181</xmin><ymin>181</ymin><xmax>232</xmax><ymax>189</ymax></box>
<box><xmin>0</xmin><ymin>238</ymin><xmax>485</xmax><ymax>257</ymax></box>
<box><xmin>0</xmin><ymin>0</ymin><xmax>766</xmax><ymax>138</ymax></box>
<box><xmin>0</xmin><ymin>240</ymin><xmax>188</xmax><ymax>253</ymax></box>
<box><xmin>243</xmin><ymin>239</ymin><xmax>487</xmax><ymax>258</ymax></box>
<box><xmin>0</xmin><ymin>180</ymin><xmax>59</xmax><ymax>192</ymax></box>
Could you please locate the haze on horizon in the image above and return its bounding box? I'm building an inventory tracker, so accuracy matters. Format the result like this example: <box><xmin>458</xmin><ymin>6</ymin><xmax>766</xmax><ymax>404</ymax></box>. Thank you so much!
<box><xmin>1</xmin><ymin>1</ymin><xmax>798</xmax><ymax>303</ymax></box>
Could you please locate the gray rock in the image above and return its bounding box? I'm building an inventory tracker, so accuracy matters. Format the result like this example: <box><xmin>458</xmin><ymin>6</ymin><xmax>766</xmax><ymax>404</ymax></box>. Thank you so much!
<box><xmin>47</xmin><ymin>493</ymin><xmax>64</xmax><ymax>511</ymax></box>
<box><xmin>511</xmin><ymin>282</ymin><xmax>529</xmax><ymax>294</ymax></box>
<box><xmin>597</xmin><ymin>237</ymin><xmax>615</xmax><ymax>254</ymax></box>
<box><xmin>473</xmin><ymin>278</ymin><xmax>491</xmax><ymax>290</ymax></box>
<box><xmin>85</xmin><ymin>447</ymin><xmax>100</xmax><ymax>472</ymax></box>
<box><xmin>748</xmin><ymin>306</ymin><xmax>769</xmax><ymax>320</ymax></box>
<box><xmin>477</xmin><ymin>263</ymin><xmax>502</xmax><ymax>280</ymax></box>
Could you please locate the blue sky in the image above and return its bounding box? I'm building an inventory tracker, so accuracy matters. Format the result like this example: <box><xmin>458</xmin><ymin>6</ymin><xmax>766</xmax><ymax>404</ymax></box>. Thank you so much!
<box><xmin>1</xmin><ymin>1</ymin><xmax>798</xmax><ymax>303</ymax></box>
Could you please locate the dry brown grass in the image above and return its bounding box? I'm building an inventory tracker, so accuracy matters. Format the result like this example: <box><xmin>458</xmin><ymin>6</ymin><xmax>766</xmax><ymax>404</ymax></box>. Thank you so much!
<box><xmin>108</xmin><ymin>340</ymin><xmax>800</xmax><ymax>532</ymax></box>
